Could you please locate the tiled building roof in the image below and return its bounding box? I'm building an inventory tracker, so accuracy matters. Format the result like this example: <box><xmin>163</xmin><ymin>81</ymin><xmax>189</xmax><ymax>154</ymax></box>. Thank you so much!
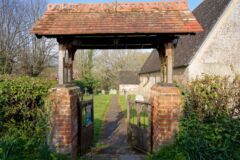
<box><xmin>119</xmin><ymin>71</ymin><xmax>140</xmax><ymax>85</ymax></box>
<box><xmin>32</xmin><ymin>0</ymin><xmax>203</xmax><ymax>36</ymax></box>
<box><xmin>139</xmin><ymin>50</ymin><xmax>160</xmax><ymax>74</ymax></box>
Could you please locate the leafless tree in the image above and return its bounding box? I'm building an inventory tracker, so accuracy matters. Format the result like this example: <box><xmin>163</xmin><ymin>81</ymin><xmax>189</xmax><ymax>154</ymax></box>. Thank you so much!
<box><xmin>92</xmin><ymin>50</ymin><xmax>150</xmax><ymax>90</ymax></box>
<box><xmin>0</xmin><ymin>0</ymin><xmax>57</xmax><ymax>76</ymax></box>
<box><xmin>0</xmin><ymin>0</ymin><xmax>25</xmax><ymax>73</ymax></box>
<box><xmin>73</xmin><ymin>50</ymin><xmax>95</xmax><ymax>79</ymax></box>
<box><xmin>73</xmin><ymin>49</ymin><xmax>149</xmax><ymax>90</ymax></box>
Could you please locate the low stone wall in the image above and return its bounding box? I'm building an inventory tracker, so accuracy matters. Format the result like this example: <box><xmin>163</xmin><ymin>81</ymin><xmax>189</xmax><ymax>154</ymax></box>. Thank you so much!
<box><xmin>150</xmin><ymin>84</ymin><xmax>183</xmax><ymax>151</ymax></box>
<box><xmin>48</xmin><ymin>85</ymin><xmax>80</xmax><ymax>158</ymax></box>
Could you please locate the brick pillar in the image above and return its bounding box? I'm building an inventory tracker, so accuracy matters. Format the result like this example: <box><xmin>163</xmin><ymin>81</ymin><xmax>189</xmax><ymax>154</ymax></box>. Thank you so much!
<box><xmin>48</xmin><ymin>85</ymin><xmax>80</xmax><ymax>158</ymax></box>
<box><xmin>150</xmin><ymin>84</ymin><xmax>183</xmax><ymax>151</ymax></box>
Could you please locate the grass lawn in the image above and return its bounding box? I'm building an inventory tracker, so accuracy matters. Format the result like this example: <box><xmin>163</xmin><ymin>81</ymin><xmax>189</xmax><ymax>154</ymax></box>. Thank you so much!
<box><xmin>93</xmin><ymin>95</ymin><xmax>111</xmax><ymax>144</ymax></box>
<box><xmin>118</xmin><ymin>95</ymin><xmax>149</xmax><ymax>128</ymax></box>
<box><xmin>119</xmin><ymin>95</ymin><xmax>128</xmax><ymax>119</ymax></box>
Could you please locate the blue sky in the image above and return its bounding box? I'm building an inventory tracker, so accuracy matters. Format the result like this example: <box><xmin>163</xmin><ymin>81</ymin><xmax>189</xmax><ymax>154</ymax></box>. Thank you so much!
<box><xmin>49</xmin><ymin>0</ymin><xmax>203</xmax><ymax>10</ymax></box>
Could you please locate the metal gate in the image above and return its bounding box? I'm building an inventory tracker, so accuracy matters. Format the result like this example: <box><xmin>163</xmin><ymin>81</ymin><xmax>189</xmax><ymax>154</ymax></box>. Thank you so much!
<box><xmin>127</xmin><ymin>100</ymin><xmax>152</xmax><ymax>153</ymax></box>
<box><xmin>78</xmin><ymin>96</ymin><xmax>94</xmax><ymax>155</ymax></box>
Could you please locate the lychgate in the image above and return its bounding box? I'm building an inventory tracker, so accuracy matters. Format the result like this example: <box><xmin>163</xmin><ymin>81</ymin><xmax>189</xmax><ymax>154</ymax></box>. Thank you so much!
<box><xmin>32</xmin><ymin>0</ymin><xmax>202</xmax><ymax>158</ymax></box>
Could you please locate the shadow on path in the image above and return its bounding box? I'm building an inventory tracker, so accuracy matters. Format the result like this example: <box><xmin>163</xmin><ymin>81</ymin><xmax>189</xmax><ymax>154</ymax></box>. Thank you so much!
<box><xmin>90</xmin><ymin>96</ymin><xmax>145</xmax><ymax>160</ymax></box>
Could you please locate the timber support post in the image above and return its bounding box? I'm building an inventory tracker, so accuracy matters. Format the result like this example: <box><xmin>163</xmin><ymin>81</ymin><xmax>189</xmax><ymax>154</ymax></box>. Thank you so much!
<box><xmin>165</xmin><ymin>42</ymin><xmax>174</xmax><ymax>84</ymax></box>
<box><xmin>157</xmin><ymin>48</ymin><xmax>166</xmax><ymax>83</ymax></box>
<box><xmin>58</xmin><ymin>44</ymin><xmax>66</xmax><ymax>85</ymax></box>
<box><xmin>157</xmin><ymin>41</ymin><xmax>174</xmax><ymax>84</ymax></box>
<box><xmin>58</xmin><ymin>43</ymin><xmax>75</xmax><ymax>85</ymax></box>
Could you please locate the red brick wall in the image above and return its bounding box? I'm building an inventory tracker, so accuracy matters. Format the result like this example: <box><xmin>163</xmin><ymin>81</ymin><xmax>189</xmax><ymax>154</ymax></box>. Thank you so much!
<box><xmin>48</xmin><ymin>86</ymin><xmax>80</xmax><ymax>158</ymax></box>
<box><xmin>150</xmin><ymin>85</ymin><xmax>183</xmax><ymax>151</ymax></box>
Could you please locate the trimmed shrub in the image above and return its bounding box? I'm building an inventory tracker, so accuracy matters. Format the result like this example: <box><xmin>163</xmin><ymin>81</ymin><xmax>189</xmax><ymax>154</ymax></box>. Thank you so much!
<box><xmin>188</xmin><ymin>75</ymin><xmax>240</xmax><ymax>119</ymax></box>
<box><xmin>0</xmin><ymin>75</ymin><xmax>65</xmax><ymax>159</ymax></box>
<box><xmin>148</xmin><ymin>75</ymin><xmax>240</xmax><ymax>160</ymax></box>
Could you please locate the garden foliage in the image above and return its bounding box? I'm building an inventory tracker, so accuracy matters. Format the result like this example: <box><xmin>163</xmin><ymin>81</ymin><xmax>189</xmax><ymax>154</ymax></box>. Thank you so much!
<box><xmin>74</xmin><ymin>73</ymin><xmax>99</xmax><ymax>94</ymax></box>
<box><xmin>0</xmin><ymin>75</ymin><xmax>68</xmax><ymax>159</ymax></box>
<box><xmin>148</xmin><ymin>75</ymin><xmax>240</xmax><ymax>160</ymax></box>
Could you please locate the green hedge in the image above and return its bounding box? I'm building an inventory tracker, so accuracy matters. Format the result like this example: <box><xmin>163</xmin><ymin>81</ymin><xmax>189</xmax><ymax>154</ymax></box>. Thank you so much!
<box><xmin>0</xmin><ymin>76</ymin><xmax>69</xmax><ymax>159</ymax></box>
<box><xmin>148</xmin><ymin>75</ymin><xmax>240</xmax><ymax>160</ymax></box>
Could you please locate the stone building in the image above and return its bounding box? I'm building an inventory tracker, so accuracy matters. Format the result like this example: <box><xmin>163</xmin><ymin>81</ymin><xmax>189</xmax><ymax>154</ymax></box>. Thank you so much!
<box><xmin>139</xmin><ymin>0</ymin><xmax>240</xmax><ymax>98</ymax></box>
<box><xmin>119</xmin><ymin>71</ymin><xmax>140</xmax><ymax>95</ymax></box>
<box><xmin>139</xmin><ymin>51</ymin><xmax>161</xmax><ymax>98</ymax></box>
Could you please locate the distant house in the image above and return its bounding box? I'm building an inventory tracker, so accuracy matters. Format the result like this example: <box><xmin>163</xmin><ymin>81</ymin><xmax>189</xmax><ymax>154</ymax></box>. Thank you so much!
<box><xmin>139</xmin><ymin>0</ymin><xmax>240</xmax><ymax>98</ymax></box>
<box><xmin>119</xmin><ymin>71</ymin><xmax>140</xmax><ymax>95</ymax></box>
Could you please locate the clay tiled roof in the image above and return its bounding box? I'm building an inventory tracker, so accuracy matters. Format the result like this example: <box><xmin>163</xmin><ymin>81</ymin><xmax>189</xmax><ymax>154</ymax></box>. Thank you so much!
<box><xmin>32</xmin><ymin>0</ymin><xmax>203</xmax><ymax>36</ymax></box>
